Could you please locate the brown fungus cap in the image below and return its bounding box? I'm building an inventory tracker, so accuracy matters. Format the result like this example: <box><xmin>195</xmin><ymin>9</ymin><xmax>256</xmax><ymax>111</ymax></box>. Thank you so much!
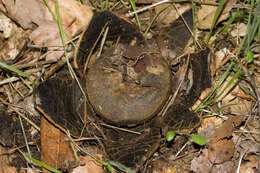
<box><xmin>86</xmin><ymin>45</ymin><xmax>172</xmax><ymax>126</ymax></box>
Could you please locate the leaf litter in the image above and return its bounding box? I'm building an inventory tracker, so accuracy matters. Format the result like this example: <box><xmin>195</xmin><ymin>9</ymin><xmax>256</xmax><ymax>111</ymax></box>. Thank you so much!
<box><xmin>0</xmin><ymin>0</ymin><xmax>259</xmax><ymax>172</ymax></box>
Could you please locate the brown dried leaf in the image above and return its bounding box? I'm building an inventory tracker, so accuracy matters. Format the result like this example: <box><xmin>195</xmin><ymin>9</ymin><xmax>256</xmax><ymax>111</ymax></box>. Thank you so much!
<box><xmin>197</xmin><ymin>0</ymin><xmax>237</xmax><ymax>29</ymax></box>
<box><xmin>0</xmin><ymin>146</ymin><xmax>17</xmax><ymax>173</ymax></box>
<box><xmin>235</xmin><ymin>136</ymin><xmax>259</xmax><ymax>154</ymax></box>
<box><xmin>2</xmin><ymin>0</ymin><xmax>93</xmax><ymax>62</ymax></box>
<box><xmin>239</xmin><ymin>155</ymin><xmax>259</xmax><ymax>173</ymax></box>
<box><xmin>210</xmin><ymin>116</ymin><xmax>243</xmax><ymax>143</ymax></box>
<box><xmin>216</xmin><ymin>76</ymin><xmax>252</xmax><ymax>115</ymax></box>
<box><xmin>30</xmin><ymin>0</ymin><xmax>93</xmax><ymax>45</ymax></box>
<box><xmin>208</xmin><ymin>139</ymin><xmax>234</xmax><ymax>164</ymax></box>
<box><xmin>41</xmin><ymin>117</ymin><xmax>76</xmax><ymax>172</ymax></box>
<box><xmin>191</xmin><ymin>149</ymin><xmax>213</xmax><ymax>173</ymax></box>
<box><xmin>211</xmin><ymin>161</ymin><xmax>234</xmax><ymax>173</ymax></box>
<box><xmin>207</xmin><ymin>116</ymin><xmax>243</xmax><ymax>164</ymax></box>
<box><xmin>198</xmin><ymin>116</ymin><xmax>223</xmax><ymax>132</ymax></box>
<box><xmin>72</xmin><ymin>155</ymin><xmax>104</xmax><ymax>173</ymax></box>
<box><xmin>0</xmin><ymin>13</ymin><xmax>12</xmax><ymax>39</ymax></box>
<box><xmin>210</xmin><ymin>118</ymin><xmax>233</xmax><ymax>142</ymax></box>
<box><xmin>247</xmin><ymin>119</ymin><xmax>260</xmax><ymax>143</ymax></box>
<box><xmin>155</xmin><ymin>3</ymin><xmax>191</xmax><ymax>25</ymax></box>
<box><xmin>0</xmin><ymin>18</ymin><xmax>30</xmax><ymax>62</ymax></box>
<box><xmin>231</xmin><ymin>23</ymin><xmax>247</xmax><ymax>37</ymax></box>
<box><xmin>191</xmin><ymin>148</ymin><xmax>235</xmax><ymax>173</ymax></box>
<box><xmin>2</xmin><ymin>0</ymin><xmax>46</xmax><ymax>29</ymax></box>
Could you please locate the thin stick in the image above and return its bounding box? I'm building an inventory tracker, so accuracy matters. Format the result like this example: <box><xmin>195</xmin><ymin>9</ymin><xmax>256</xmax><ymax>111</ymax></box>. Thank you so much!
<box><xmin>236</xmin><ymin>150</ymin><xmax>247</xmax><ymax>173</ymax></box>
<box><xmin>173</xmin><ymin>141</ymin><xmax>189</xmax><ymax>159</ymax></box>
<box><xmin>126</xmin><ymin>0</ymin><xmax>171</xmax><ymax>17</ymax></box>
<box><xmin>100</xmin><ymin>123</ymin><xmax>141</xmax><ymax>135</ymax></box>
<box><xmin>97</xmin><ymin>26</ymin><xmax>109</xmax><ymax>57</ymax></box>
<box><xmin>12</xmin><ymin>108</ymin><xmax>41</xmax><ymax>131</ymax></box>
<box><xmin>83</xmin><ymin>22</ymin><xmax>109</xmax><ymax>74</ymax></box>
<box><xmin>18</xmin><ymin>114</ymin><xmax>32</xmax><ymax>164</ymax></box>
<box><xmin>126</xmin><ymin>0</ymin><xmax>219</xmax><ymax>17</ymax></box>
<box><xmin>0</xmin><ymin>77</ymin><xmax>19</xmax><ymax>86</ymax></box>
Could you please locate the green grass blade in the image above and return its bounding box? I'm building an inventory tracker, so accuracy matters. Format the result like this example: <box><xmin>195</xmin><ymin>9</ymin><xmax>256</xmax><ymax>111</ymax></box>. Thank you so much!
<box><xmin>80</xmin><ymin>0</ymin><xmax>86</xmax><ymax>5</ymax></box>
<box><xmin>54</xmin><ymin>0</ymin><xmax>74</xmax><ymax>78</ymax></box>
<box><xmin>0</xmin><ymin>61</ymin><xmax>29</xmax><ymax>78</ymax></box>
<box><xmin>129</xmin><ymin>0</ymin><xmax>142</xmax><ymax>29</ymax></box>
<box><xmin>20</xmin><ymin>77</ymin><xmax>33</xmax><ymax>90</ymax></box>
<box><xmin>195</xmin><ymin>61</ymin><xmax>235</xmax><ymax>112</ymax></box>
<box><xmin>212</xmin><ymin>11</ymin><xmax>240</xmax><ymax>45</ymax></box>
<box><xmin>24</xmin><ymin>153</ymin><xmax>62</xmax><ymax>173</ymax></box>
<box><xmin>107</xmin><ymin>160</ymin><xmax>136</xmax><ymax>173</ymax></box>
<box><xmin>247</xmin><ymin>1</ymin><xmax>260</xmax><ymax>50</ymax></box>
<box><xmin>206</xmin><ymin>0</ymin><xmax>226</xmax><ymax>44</ymax></box>
<box><xmin>215</xmin><ymin>68</ymin><xmax>241</xmax><ymax>100</ymax></box>
<box><xmin>102</xmin><ymin>0</ymin><xmax>109</xmax><ymax>11</ymax></box>
<box><xmin>237</xmin><ymin>1</ymin><xmax>260</xmax><ymax>55</ymax></box>
<box><xmin>42</xmin><ymin>0</ymin><xmax>57</xmax><ymax>21</ymax></box>
<box><xmin>144</xmin><ymin>5</ymin><xmax>170</xmax><ymax>35</ymax></box>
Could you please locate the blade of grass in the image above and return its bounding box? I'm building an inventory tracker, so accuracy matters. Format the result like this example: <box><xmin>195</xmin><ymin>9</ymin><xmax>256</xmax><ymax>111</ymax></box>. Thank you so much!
<box><xmin>90</xmin><ymin>0</ymin><xmax>98</xmax><ymax>10</ymax></box>
<box><xmin>195</xmin><ymin>61</ymin><xmax>235</xmax><ymax>112</ymax></box>
<box><xmin>80</xmin><ymin>0</ymin><xmax>86</xmax><ymax>5</ymax></box>
<box><xmin>237</xmin><ymin>1</ymin><xmax>260</xmax><ymax>56</ymax></box>
<box><xmin>129</xmin><ymin>0</ymin><xmax>142</xmax><ymax>29</ymax></box>
<box><xmin>101</xmin><ymin>0</ymin><xmax>109</xmax><ymax>11</ymax></box>
<box><xmin>144</xmin><ymin>5</ymin><xmax>170</xmax><ymax>35</ymax></box>
<box><xmin>205</xmin><ymin>0</ymin><xmax>226</xmax><ymax>44</ymax></box>
<box><xmin>215</xmin><ymin>68</ymin><xmax>241</xmax><ymax>100</ymax></box>
<box><xmin>43</xmin><ymin>0</ymin><xmax>78</xmax><ymax>49</ymax></box>
<box><xmin>54</xmin><ymin>0</ymin><xmax>87</xmax><ymax>101</ymax></box>
<box><xmin>107</xmin><ymin>160</ymin><xmax>136</xmax><ymax>173</ymax></box>
<box><xmin>20</xmin><ymin>77</ymin><xmax>33</xmax><ymax>90</ymax></box>
<box><xmin>55</xmin><ymin>1</ymin><xmax>73</xmax><ymax>76</ymax></box>
<box><xmin>246</xmin><ymin>1</ymin><xmax>260</xmax><ymax>50</ymax></box>
<box><xmin>42</xmin><ymin>0</ymin><xmax>57</xmax><ymax>21</ymax></box>
<box><xmin>24</xmin><ymin>153</ymin><xmax>62</xmax><ymax>173</ymax></box>
<box><xmin>0</xmin><ymin>61</ymin><xmax>29</xmax><ymax>78</ymax></box>
<box><xmin>212</xmin><ymin>11</ymin><xmax>241</xmax><ymax>45</ymax></box>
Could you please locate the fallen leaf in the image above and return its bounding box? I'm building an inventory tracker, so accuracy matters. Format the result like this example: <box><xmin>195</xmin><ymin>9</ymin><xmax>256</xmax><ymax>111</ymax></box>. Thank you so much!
<box><xmin>41</xmin><ymin>117</ymin><xmax>76</xmax><ymax>173</ymax></box>
<box><xmin>210</xmin><ymin>115</ymin><xmax>243</xmax><ymax>143</ymax></box>
<box><xmin>211</xmin><ymin>161</ymin><xmax>234</xmax><ymax>173</ymax></box>
<box><xmin>72</xmin><ymin>155</ymin><xmax>104</xmax><ymax>173</ymax></box>
<box><xmin>154</xmin><ymin>3</ymin><xmax>191</xmax><ymax>25</ymax></box>
<box><xmin>0</xmin><ymin>110</ymin><xmax>15</xmax><ymax>147</ymax></box>
<box><xmin>191</xmin><ymin>149</ymin><xmax>213</xmax><ymax>173</ymax></box>
<box><xmin>198</xmin><ymin>123</ymin><xmax>216</xmax><ymax>144</ymax></box>
<box><xmin>191</xmin><ymin>148</ymin><xmax>235</xmax><ymax>173</ymax></box>
<box><xmin>0</xmin><ymin>145</ymin><xmax>17</xmax><ymax>173</ymax></box>
<box><xmin>2</xmin><ymin>0</ymin><xmax>46</xmax><ymax>29</ymax></box>
<box><xmin>239</xmin><ymin>155</ymin><xmax>258</xmax><ymax>173</ymax></box>
<box><xmin>198</xmin><ymin>116</ymin><xmax>223</xmax><ymax>133</ymax></box>
<box><xmin>0</xmin><ymin>13</ymin><xmax>12</xmax><ymax>39</ymax></box>
<box><xmin>231</xmin><ymin>23</ymin><xmax>247</xmax><ymax>37</ymax></box>
<box><xmin>0</xmin><ymin>20</ymin><xmax>30</xmax><ymax>63</ymax></box>
<box><xmin>235</xmin><ymin>136</ymin><xmax>259</xmax><ymax>154</ymax></box>
<box><xmin>197</xmin><ymin>0</ymin><xmax>237</xmax><ymax>29</ymax></box>
<box><xmin>208</xmin><ymin>139</ymin><xmax>234</xmax><ymax>164</ymax></box>
<box><xmin>216</xmin><ymin>76</ymin><xmax>253</xmax><ymax>116</ymax></box>
<box><xmin>2</xmin><ymin>0</ymin><xmax>93</xmax><ymax>62</ymax></box>
<box><xmin>247</xmin><ymin>119</ymin><xmax>260</xmax><ymax>143</ymax></box>
<box><xmin>207</xmin><ymin>115</ymin><xmax>243</xmax><ymax>164</ymax></box>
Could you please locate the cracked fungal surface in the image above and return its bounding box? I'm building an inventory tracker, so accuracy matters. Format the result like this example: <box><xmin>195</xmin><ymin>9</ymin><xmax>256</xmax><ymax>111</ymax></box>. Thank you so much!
<box><xmin>85</xmin><ymin>44</ymin><xmax>172</xmax><ymax>125</ymax></box>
